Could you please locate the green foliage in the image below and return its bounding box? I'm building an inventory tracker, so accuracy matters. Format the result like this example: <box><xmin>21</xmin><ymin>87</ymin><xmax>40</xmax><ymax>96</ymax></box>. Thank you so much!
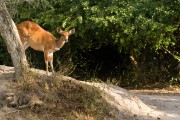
<box><xmin>0</xmin><ymin>0</ymin><xmax>179</xmax><ymax>86</ymax></box>
<box><xmin>12</xmin><ymin>0</ymin><xmax>179</xmax><ymax>54</ymax></box>
<box><xmin>16</xmin><ymin>1</ymin><xmax>179</xmax><ymax>59</ymax></box>
<box><xmin>164</xmin><ymin>48</ymin><xmax>180</xmax><ymax>62</ymax></box>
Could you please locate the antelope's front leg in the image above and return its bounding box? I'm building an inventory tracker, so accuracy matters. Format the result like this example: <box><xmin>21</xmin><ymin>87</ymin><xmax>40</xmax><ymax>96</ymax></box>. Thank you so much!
<box><xmin>44</xmin><ymin>52</ymin><xmax>54</xmax><ymax>76</ymax></box>
<box><xmin>45</xmin><ymin>60</ymin><xmax>49</xmax><ymax>76</ymax></box>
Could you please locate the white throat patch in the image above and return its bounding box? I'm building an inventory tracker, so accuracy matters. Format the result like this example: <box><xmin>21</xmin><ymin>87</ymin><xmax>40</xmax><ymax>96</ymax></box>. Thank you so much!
<box><xmin>62</xmin><ymin>41</ymin><xmax>66</xmax><ymax>44</ymax></box>
<box><xmin>48</xmin><ymin>52</ymin><xmax>53</xmax><ymax>57</ymax></box>
<box><xmin>55</xmin><ymin>48</ymin><xmax>60</xmax><ymax>51</ymax></box>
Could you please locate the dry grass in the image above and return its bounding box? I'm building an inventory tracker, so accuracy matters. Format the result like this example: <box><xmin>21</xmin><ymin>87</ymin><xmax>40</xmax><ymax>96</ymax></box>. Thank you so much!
<box><xmin>6</xmin><ymin>72</ymin><xmax>111</xmax><ymax>120</ymax></box>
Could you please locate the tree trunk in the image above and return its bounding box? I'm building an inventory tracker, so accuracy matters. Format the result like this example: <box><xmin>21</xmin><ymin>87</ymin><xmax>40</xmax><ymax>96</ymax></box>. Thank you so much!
<box><xmin>0</xmin><ymin>2</ymin><xmax>29</xmax><ymax>81</ymax></box>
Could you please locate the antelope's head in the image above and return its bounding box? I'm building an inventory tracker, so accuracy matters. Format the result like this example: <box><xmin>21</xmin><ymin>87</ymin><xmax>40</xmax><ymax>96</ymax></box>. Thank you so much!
<box><xmin>56</xmin><ymin>27</ymin><xmax>75</xmax><ymax>42</ymax></box>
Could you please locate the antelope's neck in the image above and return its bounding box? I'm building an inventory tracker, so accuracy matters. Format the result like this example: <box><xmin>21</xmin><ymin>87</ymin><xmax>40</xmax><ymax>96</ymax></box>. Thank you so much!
<box><xmin>55</xmin><ymin>38</ymin><xmax>65</xmax><ymax>51</ymax></box>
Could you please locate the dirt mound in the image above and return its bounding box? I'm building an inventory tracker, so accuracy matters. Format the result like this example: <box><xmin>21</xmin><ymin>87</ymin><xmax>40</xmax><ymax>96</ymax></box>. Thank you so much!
<box><xmin>0</xmin><ymin>65</ymin><xmax>179</xmax><ymax>120</ymax></box>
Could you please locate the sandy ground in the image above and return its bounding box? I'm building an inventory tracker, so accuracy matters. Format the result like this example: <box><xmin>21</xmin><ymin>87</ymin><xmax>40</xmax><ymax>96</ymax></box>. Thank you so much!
<box><xmin>0</xmin><ymin>65</ymin><xmax>180</xmax><ymax>120</ymax></box>
<box><xmin>85</xmin><ymin>82</ymin><xmax>180</xmax><ymax>120</ymax></box>
<box><xmin>130</xmin><ymin>91</ymin><xmax>180</xmax><ymax>120</ymax></box>
<box><xmin>138</xmin><ymin>94</ymin><xmax>180</xmax><ymax>119</ymax></box>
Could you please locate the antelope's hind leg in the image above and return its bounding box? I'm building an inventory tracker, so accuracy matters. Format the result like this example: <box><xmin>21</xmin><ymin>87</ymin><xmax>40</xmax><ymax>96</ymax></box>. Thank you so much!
<box><xmin>50</xmin><ymin>60</ymin><xmax>55</xmax><ymax>74</ymax></box>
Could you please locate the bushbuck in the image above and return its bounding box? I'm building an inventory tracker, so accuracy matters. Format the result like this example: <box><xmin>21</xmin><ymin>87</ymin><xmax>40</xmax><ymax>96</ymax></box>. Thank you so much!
<box><xmin>17</xmin><ymin>21</ymin><xmax>75</xmax><ymax>76</ymax></box>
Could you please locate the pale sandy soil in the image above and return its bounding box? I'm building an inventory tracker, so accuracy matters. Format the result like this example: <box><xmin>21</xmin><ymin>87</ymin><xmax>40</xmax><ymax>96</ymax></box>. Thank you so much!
<box><xmin>130</xmin><ymin>90</ymin><xmax>180</xmax><ymax>120</ymax></box>
<box><xmin>85</xmin><ymin>82</ymin><xmax>180</xmax><ymax>120</ymax></box>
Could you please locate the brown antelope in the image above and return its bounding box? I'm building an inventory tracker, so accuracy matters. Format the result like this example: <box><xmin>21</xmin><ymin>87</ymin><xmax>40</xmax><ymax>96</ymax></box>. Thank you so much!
<box><xmin>17</xmin><ymin>21</ymin><xmax>75</xmax><ymax>76</ymax></box>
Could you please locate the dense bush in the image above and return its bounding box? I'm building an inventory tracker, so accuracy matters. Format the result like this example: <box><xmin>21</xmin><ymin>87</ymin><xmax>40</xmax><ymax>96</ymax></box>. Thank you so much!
<box><xmin>0</xmin><ymin>0</ymin><xmax>179</xmax><ymax>86</ymax></box>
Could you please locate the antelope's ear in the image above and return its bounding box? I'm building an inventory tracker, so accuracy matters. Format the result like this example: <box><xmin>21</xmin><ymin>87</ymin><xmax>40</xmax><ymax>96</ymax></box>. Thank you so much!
<box><xmin>69</xmin><ymin>28</ymin><xmax>75</xmax><ymax>35</ymax></box>
<box><xmin>56</xmin><ymin>27</ymin><xmax>64</xmax><ymax>34</ymax></box>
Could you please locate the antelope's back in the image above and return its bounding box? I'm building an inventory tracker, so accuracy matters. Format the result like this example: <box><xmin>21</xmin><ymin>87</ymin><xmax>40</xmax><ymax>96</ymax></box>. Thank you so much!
<box><xmin>17</xmin><ymin>21</ymin><xmax>55</xmax><ymax>51</ymax></box>
<box><xmin>17</xmin><ymin>21</ymin><xmax>43</xmax><ymax>42</ymax></box>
